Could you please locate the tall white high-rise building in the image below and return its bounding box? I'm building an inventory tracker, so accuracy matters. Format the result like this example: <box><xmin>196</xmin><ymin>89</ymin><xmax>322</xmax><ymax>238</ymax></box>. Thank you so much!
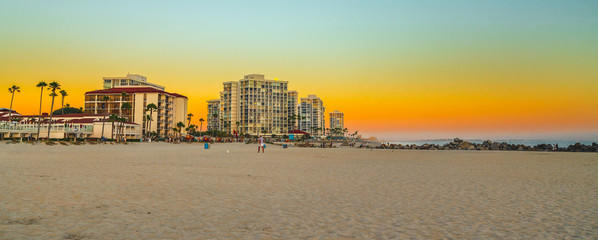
<box><xmin>288</xmin><ymin>90</ymin><xmax>299</xmax><ymax>130</ymax></box>
<box><xmin>208</xmin><ymin>74</ymin><xmax>297</xmax><ymax>136</ymax></box>
<box><xmin>299</xmin><ymin>95</ymin><xmax>325</xmax><ymax>136</ymax></box>
<box><xmin>207</xmin><ymin>99</ymin><xmax>220</xmax><ymax>131</ymax></box>
<box><xmin>329</xmin><ymin>110</ymin><xmax>344</xmax><ymax>130</ymax></box>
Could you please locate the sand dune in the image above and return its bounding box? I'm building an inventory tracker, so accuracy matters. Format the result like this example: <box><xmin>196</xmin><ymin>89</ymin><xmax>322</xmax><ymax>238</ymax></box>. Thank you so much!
<box><xmin>1</xmin><ymin>143</ymin><xmax>597</xmax><ymax>239</ymax></box>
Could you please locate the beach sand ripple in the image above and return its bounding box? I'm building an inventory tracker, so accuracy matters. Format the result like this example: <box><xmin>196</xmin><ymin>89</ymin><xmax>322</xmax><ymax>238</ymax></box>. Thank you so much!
<box><xmin>1</xmin><ymin>143</ymin><xmax>597</xmax><ymax>239</ymax></box>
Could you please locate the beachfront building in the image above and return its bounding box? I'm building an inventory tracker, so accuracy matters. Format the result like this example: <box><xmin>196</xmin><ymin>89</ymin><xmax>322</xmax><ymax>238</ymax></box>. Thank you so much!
<box><xmin>288</xmin><ymin>91</ymin><xmax>299</xmax><ymax>130</ymax></box>
<box><xmin>0</xmin><ymin>111</ymin><xmax>141</xmax><ymax>139</ymax></box>
<box><xmin>85</xmin><ymin>74</ymin><xmax>188</xmax><ymax>138</ymax></box>
<box><xmin>208</xmin><ymin>74</ymin><xmax>296</xmax><ymax>136</ymax></box>
<box><xmin>0</xmin><ymin>108</ymin><xmax>18</xmax><ymax>120</ymax></box>
<box><xmin>329</xmin><ymin>110</ymin><xmax>345</xmax><ymax>137</ymax></box>
<box><xmin>207</xmin><ymin>99</ymin><xmax>220</xmax><ymax>131</ymax></box>
<box><xmin>329</xmin><ymin>110</ymin><xmax>344</xmax><ymax>129</ymax></box>
<box><xmin>102</xmin><ymin>74</ymin><xmax>165</xmax><ymax>90</ymax></box>
<box><xmin>299</xmin><ymin>95</ymin><xmax>326</xmax><ymax>137</ymax></box>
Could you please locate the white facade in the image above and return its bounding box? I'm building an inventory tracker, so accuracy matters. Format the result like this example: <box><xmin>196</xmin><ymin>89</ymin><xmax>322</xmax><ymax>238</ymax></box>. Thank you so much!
<box><xmin>103</xmin><ymin>74</ymin><xmax>165</xmax><ymax>90</ymax></box>
<box><xmin>210</xmin><ymin>74</ymin><xmax>295</xmax><ymax>136</ymax></box>
<box><xmin>85</xmin><ymin>74</ymin><xmax>188</xmax><ymax>138</ymax></box>
<box><xmin>207</xmin><ymin>99</ymin><xmax>220</xmax><ymax>131</ymax></box>
<box><xmin>288</xmin><ymin>91</ymin><xmax>299</xmax><ymax>130</ymax></box>
<box><xmin>329</xmin><ymin>110</ymin><xmax>344</xmax><ymax>130</ymax></box>
<box><xmin>299</xmin><ymin>95</ymin><xmax>326</xmax><ymax>136</ymax></box>
<box><xmin>0</xmin><ymin>113</ymin><xmax>141</xmax><ymax>140</ymax></box>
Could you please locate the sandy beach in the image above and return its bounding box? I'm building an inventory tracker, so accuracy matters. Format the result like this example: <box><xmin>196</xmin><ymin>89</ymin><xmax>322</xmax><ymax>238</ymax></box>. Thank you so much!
<box><xmin>1</xmin><ymin>143</ymin><xmax>597</xmax><ymax>239</ymax></box>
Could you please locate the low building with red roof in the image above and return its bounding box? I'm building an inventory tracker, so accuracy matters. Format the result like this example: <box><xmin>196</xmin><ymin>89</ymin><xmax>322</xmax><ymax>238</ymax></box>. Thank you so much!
<box><xmin>84</xmin><ymin>74</ymin><xmax>188</xmax><ymax>138</ymax></box>
<box><xmin>1</xmin><ymin>110</ymin><xmax>140</xmax><ymax>140</ymax></box>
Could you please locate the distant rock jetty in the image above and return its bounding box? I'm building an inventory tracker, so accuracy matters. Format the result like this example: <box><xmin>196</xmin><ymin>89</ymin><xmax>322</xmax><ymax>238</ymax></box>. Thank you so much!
<box><xmin>378</xmin><ymin>138</ymin><xmax>598</xmax><ymax>152</ymax></box>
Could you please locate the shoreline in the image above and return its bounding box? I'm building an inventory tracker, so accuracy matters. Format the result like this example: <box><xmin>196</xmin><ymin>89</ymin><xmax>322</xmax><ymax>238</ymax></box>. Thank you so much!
<box><xmin>1</xmin><ymin>143</ymin><xmax>597</xmax><ymax>239</ymax></box>
<box><xmin>2</xmin><ymin>137</ymin><xmax>598</xmax><ymax>152</ymax></box>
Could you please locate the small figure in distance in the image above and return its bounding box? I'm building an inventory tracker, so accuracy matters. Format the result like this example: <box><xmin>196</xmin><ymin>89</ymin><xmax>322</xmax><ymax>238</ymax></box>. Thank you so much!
<box><xmin>258</xmin><ymin>135</ymin><xmax>265</xmax><ymax>153</ymax></box>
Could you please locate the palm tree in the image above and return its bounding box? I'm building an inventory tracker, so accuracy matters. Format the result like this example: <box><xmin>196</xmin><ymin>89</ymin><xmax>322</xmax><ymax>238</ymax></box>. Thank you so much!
<box><xmin>176</xmin><ymin>121</ymin><xmax>185</xmax><ymax>137</ymax></box>
<box><xmin>172</xmin><ymin>127</ymin><xmax>179</xmax><ymax>138</ymax></box>
<box><xmin>100</xmin><ymin>96</ymin><xmax>110</xmax><ymax>140</ymax></box>
<box><xmin>296</xmin><ymin>114</ymin><xmax>306</xmax><ymax>132</ymax></box>
<box><xmin>59</xmin><ymin>90</ymin><xmax>68</xmax><ymax>115</ymax></box>
<box><xmin>287</xmin><ymin>114</ymin><xmax>299</xmax><ymax>133</ymax></box>
<box><xmin>120</xmin><ymin>102</ymin><xmax>132</xmax><ymax>140</ymax></box>
<box><xmin>223</xmin><ymin>122</ymin><xmax>230</xmax><ymax>136</ymax></box>
<box><xmin>211</xmin><ymin>113</ymin><xmax>218</xmax><ymax>136</ymax></box>
<box><xmin>187</xmin><ymin>113</ymin><xmax>193</xmax><ymax>127</ymax></box>
<box><xmin>199</xmin><ymin>118</ymin><xmax>205</xmax><ymax>136</ymax></box>
<box><xmin>109</xmin><ymin>114</ymin><xmax>119</xmax><ymax>140</ymax></box>
<box><xmin>119</xmin><ymin>91</ymin><xmax>128</xmax><ymax>114</ymax></box>
<box><xmin>145</xmin><ymin>103</ymin><xmax>158</xmax><ymax>137</ymax></box>
<box><xmin>186</xmin><ymin>124</ymin><xmax>197</xmax><ymax>141</ymax></box>
<box><xmin>35</xmin><ymin>81</ymin><xmax>47</xmax><ymax>140</ymax></box>
<box><xmin>46</xmin><ymin>81</ymin><xmax>61</xmax><ymax>139</ymax></box>
<box><xmin>117</xmin><ymin>117</ymin><xmax>127</xmax><ymax>141</ymax></box>
<box><xmin>8</xmin><ymin>85</ymin><xmax>20</xmax><ymax>120</ymax></box>
<box><xmin>145</xmin><ymin>114</ymin><xmax>152</xmax><ymax>138</ymax></box>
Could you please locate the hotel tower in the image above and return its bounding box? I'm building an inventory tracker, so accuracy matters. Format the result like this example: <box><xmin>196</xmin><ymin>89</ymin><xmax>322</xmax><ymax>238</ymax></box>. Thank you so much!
<box><xmin>329</xmin><ymin>110</ymin><xmax>344</xmax><ymax>130</ymax></box>
<box><xmin>299</xmin><ymin>95</ymin><xmax>326</xmax><ymax>136</ymax></box>
<box><xmin>85</xmin><ymin>74</ymin><xmax>188</xmax><ymax>138</ymax></box>
<box><xmin>287</xmin><ymin>90</ymin><xmax>299</xmax><ymax>130</ymax></box>
<box><xmin>208</xmin><ymin>74</ymin><xmax>296</xmax><ymax>136</ymax></box>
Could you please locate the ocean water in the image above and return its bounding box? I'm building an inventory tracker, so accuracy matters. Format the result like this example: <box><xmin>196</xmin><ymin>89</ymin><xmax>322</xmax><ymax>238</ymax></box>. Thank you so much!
<box><xmin>390</xmin><ymin>140</ymin><xmax>597</xmax><ymax>147</ymax></box>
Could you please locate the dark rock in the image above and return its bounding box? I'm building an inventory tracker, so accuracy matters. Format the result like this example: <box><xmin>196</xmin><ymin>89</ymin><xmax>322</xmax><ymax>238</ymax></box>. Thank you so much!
<box><xmin>459</xmin><ymin>141</ymin><xmax>473</xmax><ymax>150</ymax></box>
<box><xmin>490</xmin><ymin>142</ymin><xmax>500</xmax><ymax>150</ymax></box>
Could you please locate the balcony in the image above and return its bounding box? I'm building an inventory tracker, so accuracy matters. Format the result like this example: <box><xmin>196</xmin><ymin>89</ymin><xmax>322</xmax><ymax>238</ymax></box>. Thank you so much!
<box><xmin>0</xmin><ymin>122</ymin><xmax>94</xmax><ymax>135</ymax></box>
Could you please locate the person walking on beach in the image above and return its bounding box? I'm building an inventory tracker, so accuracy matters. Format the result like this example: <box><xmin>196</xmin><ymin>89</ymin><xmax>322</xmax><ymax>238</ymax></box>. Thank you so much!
<box><xmin>258</xmin><ymin>135</ymin><xmax>265</xmax><ymax>153</ymax></box>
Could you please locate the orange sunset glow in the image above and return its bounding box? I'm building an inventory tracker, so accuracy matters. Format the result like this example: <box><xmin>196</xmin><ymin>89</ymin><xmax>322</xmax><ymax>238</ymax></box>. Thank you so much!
<box><xmin>1</xmin><ymin>1</ymin><xmax>597</xmax><ymax>140</ymax></box>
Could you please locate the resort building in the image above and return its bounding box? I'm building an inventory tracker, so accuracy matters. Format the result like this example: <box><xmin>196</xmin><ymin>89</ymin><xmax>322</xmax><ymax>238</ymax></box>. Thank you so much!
<box><xmin>208</xmin><ymin>74</ymin><xmax>296</xmax><ymax>136</ymax></box>
<box><xmin>288</xmin><ymin>91</ymin><xmax>299</xmax><ymax>130</ymax></box>
<box><xmin>329</xmin><ymin>110</ymin><xmax>344</xmax><ymax>130</ymax></box>
<box><xmin>0</xmin><ymin>111</ymin><xmax>141</xmax><ymax>139</ymax></box>
<box><xmin>85</xmin><ymin>74</ymin><xmax>188</xmax><ymax>138</ymax></box>
<box><xmin>299</xmin><ymin>95</ymin><xmax>326</xmax><ymax>136</ymax></box>
<box><xmin>103</xmin><ymin>74</ymin><xmax>165</xmax><ymax>90</ymax></box>
<box><xmin>207</xmin><ymin>99</ymin><xmax>220</xmax><ymax>131</ymax></box>
<box><xmin>0</xmin><ymin>108</ymin><xmax>18</xmax><ymax>120</ymax></box>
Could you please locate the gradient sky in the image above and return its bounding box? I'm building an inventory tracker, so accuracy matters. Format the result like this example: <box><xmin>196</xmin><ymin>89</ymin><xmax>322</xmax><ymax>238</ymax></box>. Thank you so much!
<box><xmin>1</xmin><ymin>0</ymin><xmax>597</xmax><ymax>140</ymax></box>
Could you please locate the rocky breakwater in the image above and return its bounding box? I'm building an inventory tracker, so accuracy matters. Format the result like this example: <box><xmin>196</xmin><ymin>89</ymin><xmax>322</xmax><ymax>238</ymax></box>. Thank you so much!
<box><xmin>378</xmin><ymin>138</ymin><xmax>598</xmax><ymax>152</ymax></box>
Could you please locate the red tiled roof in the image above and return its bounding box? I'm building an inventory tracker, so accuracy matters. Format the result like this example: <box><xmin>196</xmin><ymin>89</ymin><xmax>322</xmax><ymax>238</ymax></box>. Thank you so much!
<box><xmin>63</xmin><ymin>118</ymin><xmax>96</xmax><ymax>124</ymax></box>
<box><xmin>92</xmin><ymin>119</ymin><xmax>138</xmax><ymax>125</ymax></box>
<box><xmin>14</xmin><ymin>113</ymin><xmax>107</xmax><ymax>118</ymax></box>
<box><xmin>1</xmin><ymin>117</ymin><xmax>138</xmax><ymax>125</ymax></box>
<box><xmin>289</xmin><ymin>130</ymin><xmax>310</xmax><ymax>135</ymax></box>
<box><xmin>55</xmin><ymin>113</ymin><xmax>106</xmax><ymax>118</ymax></box>
<box><xmin>85</xmin><ymin>87</ymin><xmax>188</xmax><ymax>99</ymax></box>
<box><xmin>0</xmin><ymin>108</ymin><xmax>18</xmax><ymax>114</ymax></box>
